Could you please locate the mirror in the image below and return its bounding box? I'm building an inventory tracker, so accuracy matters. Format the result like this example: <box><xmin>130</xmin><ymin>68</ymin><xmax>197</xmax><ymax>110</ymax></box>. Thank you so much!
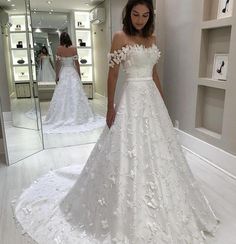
<box><xmin>0</xmin><ymin>0</ymin><xmax>43</xmax><ymax>165</ymax></box>
<box><xmin>29</xmin><ymin>0</ymin><xmax>110</xmax><ymax>149</ymax></box>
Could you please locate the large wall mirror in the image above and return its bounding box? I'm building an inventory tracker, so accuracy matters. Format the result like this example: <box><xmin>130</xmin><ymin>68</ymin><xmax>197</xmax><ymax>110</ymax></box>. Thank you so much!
<box><xmin>29</xmin><ymin>0</ymin><xmax>110</xmax><ymax>149</ymax></box>
<box><xmin>0</xmin><ymin>0</ymin><xmax>43</xmax><ymax>165</ymax></box>
<box><xmin>0</xmin><ymin>0</ymin><xmax>123</xmax><ymax>165</ymax></box>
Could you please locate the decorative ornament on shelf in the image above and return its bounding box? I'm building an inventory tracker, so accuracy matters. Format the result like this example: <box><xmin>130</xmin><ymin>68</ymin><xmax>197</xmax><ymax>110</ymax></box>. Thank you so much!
<box><xmin>17</xmin><ymin>58</ymin><xmax>25</xmax><ymax>64</ymax></box>
<box><xmin>77</xmin><ymin>21</ymin><xmax>85</xmax><ymax>28</ymax></box>
<box><xmin>15</xmin><ymin>24</ymin><xmax>21</xmax><ymax>31</ymax></box>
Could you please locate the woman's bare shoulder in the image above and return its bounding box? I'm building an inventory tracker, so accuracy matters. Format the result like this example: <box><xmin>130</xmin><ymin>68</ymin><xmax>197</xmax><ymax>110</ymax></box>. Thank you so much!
<box><xmin>111</xmin><ymin>31</ymin><xmax>127</xmax><ymax>51</ymax></box>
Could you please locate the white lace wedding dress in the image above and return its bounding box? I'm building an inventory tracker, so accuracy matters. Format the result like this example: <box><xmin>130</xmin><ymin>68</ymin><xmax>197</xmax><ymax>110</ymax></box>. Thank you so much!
<box><xmin>37</xmin><ymin>56</ymin><xmax>56</xmax><ymax>82</ymax></box>
<box><xmin>13</xmin><ymin>44</ymin><xmax>219</xmax><ymax>244</ymax></box>
<box><xmin>42</xmin><ymin>55</ymin><xmax>105</xmax><ymax>133</ymax></box>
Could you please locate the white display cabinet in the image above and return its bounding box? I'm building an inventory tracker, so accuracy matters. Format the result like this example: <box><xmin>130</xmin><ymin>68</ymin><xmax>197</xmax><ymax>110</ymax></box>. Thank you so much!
<box><xmin>77</xmin><ymin>48</ymin><xmax>92</xmax><ymax>65</ymax></box>
<box><xmin>9</xmin><ymin>14</ymin><xmax>35</xmax><ymax>98</ymax></box>
<box><xmin>74</xmin><ymin>11</ymin><xmax>94</xmax><ymax>99</ymax></box>
<box><xmin>195</xmin><ymin>0</ymin><xmax>235</xmax><ymax>141</ymax></box>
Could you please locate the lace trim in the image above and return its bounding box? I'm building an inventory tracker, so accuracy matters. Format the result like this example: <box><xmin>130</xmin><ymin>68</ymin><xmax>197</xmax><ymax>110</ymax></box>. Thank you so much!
<box><xmin>107</xmin><ymin>44</ymin><xmax>161</xmax><ymax>68</ymax></box>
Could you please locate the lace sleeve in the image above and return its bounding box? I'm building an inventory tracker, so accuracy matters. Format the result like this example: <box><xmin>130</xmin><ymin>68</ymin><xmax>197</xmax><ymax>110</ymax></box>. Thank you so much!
<box><xmin>55</xmin><ymin>55</ymin><xmax>61</xmax><ymax>61</ymax></box>
<box><xmin>107</xmin><ymin>46</ymin><xmax>129</xmax><ymax>68</ymax></box>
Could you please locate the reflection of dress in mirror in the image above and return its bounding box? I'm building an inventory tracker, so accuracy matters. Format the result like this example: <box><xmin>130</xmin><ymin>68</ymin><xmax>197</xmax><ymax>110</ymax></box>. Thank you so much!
<box><xmin>14</xmin><ymin>1</ymin><xmax>219</xmax><ymax>243</ymax></box>
<box><xmin>37</xmin><ymin>46</ymin><xmax>56</xmax><ymax>82</ymax></box>
<box><xmin>43</xmin><ymin>32</ymin><xmax>104</xmax><ymax>133</ymax></box>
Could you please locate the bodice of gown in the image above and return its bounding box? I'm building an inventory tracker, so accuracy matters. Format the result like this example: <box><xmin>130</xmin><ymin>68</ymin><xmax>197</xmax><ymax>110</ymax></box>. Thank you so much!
<box><xmin>56</xmin><ymin>55</ymin><xmax>78</xmax><ymax>67</ymax></box>
<box><xmin>41</xmin><ymin>56</ymin><xmax>50</xmax><ymax>65</ymax></box>
<box><xmin>108</xmin><ymin>44</ymin><xmax>161</xmax><ymax>80</ymax></box>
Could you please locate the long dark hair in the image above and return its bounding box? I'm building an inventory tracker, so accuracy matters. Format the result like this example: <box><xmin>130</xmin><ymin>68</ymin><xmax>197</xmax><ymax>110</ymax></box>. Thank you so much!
<box><xmin>60</xmin><ymin>32</ymin><xmax>72</xmax><ymax>47</ymax></box>
<box><xmin>122</xmin><ymin>0</ymin><xmax>155</xmax><ymax>37</ymax></box>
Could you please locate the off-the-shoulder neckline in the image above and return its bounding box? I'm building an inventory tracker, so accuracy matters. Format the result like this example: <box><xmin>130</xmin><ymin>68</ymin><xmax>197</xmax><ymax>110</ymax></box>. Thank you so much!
<box><xmin>123</xmin><ymin>43</ymin><xmax>157</xmax><ymax>49</ymax></box>
<box><xmin>109</xmin><ymin>43</ymin><xmax>158</xmax><ymax>54</ymax></box>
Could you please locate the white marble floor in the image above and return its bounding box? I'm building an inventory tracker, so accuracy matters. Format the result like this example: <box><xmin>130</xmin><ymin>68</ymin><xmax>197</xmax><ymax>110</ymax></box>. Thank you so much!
<box><xmin>0</xmin><ymin>144</ymin><xmax>235</xmax><ymax>244</ymax></box>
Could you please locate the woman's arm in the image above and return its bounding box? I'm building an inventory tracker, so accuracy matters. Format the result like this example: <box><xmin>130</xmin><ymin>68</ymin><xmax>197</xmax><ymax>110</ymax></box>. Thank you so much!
<box><xmin>152</xmin><ymin>35</ymin><xmax>164</xmax><ymax>99</ymax></box>
<box><xmin>153</xmin><ymin>64</ymin><xmax>164</xmax><ymax>99</ymax></box>
<box><xmin>106</xmin><ymin>32</ymin><xmax>124</xmax><ymax>128</ymax></box>
<box><xmin>73</xmin><ymin>48</ymin><xmax>81</xmax><ymax>79</ymax></box>
<box><xmin>55</xmin><ymin>48</ymin><xmax>61</xmax><ymax>83</ymax></box>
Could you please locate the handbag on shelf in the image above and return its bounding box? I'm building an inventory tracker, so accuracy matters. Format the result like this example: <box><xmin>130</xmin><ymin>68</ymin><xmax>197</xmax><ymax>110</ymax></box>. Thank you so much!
<box><xmin>17</xmin><ymin>58</ymin><xmax>25</xmax><ymax>64</ymax></box>
<box><xmin>16</xmin><ymin>41</ymin><xmax>23</xmax><ymax>48</ymax></box>
<box><xmin>80</xmin><ymin>58</ymin><xmax>87</xmax><ymax>64</ymax></box>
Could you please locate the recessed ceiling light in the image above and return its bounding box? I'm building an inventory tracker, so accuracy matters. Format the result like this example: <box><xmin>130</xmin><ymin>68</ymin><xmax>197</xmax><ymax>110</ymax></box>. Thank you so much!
<box><xmin>50</xmin><ymin>9</ymin><xmax>54</xmax><ymax>12</ymax></box>
<box><xmin>11</xmin><ymin>4</ymin><xmax>15</xmax><ymax>6</ymax></box>
<box><xmin>7</xmin><ymin>0</ymin><xmax>11</xmax><ymax>2</ymax></box>
<box><xmin>33</xmin><ymin>8</ymin><xmax>37</xmax><ymax>11</ymax></box>
<box><xmin>49</xmin><ymin>12</ymin><xmax>52</xmax><ymax>15</ymax></box>
<box><xmin>47</xmin><ymin>0</ymin><xmax>52</xmax><ymax>4</ymax></box>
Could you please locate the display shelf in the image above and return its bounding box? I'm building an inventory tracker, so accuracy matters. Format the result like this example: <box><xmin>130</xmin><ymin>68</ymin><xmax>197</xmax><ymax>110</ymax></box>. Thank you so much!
<box><xmin>195</xmin><ymin>85</ymin><xmax>225</xmax><ymax>138</ymax></box>
<box><xmin>74</xmin><ymin>10</ymin><xmax>94</xmax><ymax>99</ymax></box>
<box><xmin>201</xmin><ymin>17</ymin><xmax>232</xmax><ymax>29</ymax></box>
<box><xmin>81</xmin><ymin>66</ymin><xmax>93</xmax><ymax>82</ymax></box>
<box><xmin>203</xmin><ymin>0</ymin><xmax>234</xmax><ymax>21</ymax></box>
<box><xmin>13</xmin><ymin>66</ymin><xmax>30</xmax><ymax>81</ymax></box>
<box><xmin>74</xmin><ymin>11</ymin><xmax>90</xmax><ymax>29</ymax></box>
<box><xmin>9</xmin><ymin>14</ymin><xmax>35</xmax><ymax>98</ymax></box>
<box><xmin>77</xmin><ymin>48</ymin><xmax>92</xmax><ymax>65</ymax></box>
<box><xmin>75</xmin><ymin>30</ymin><xmax>91</xmax><ymax>47</ymax></box>
<box><xmin>9</xmin><ymin>15</ymin><xmax>27</xmax><ymax>32</ymax></box>
<box><xmin>199</xmin><ymin>26</ymin><xmax>231</xmax><ymax>79</ymax></box>
<box><xmin>198</xmin><ymin>77</ymin><xmax>226</xmax><ymax>89</ymax></box>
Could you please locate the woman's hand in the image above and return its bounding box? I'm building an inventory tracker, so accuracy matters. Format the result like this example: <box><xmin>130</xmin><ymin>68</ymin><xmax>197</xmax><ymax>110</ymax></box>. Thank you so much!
<box><xmin>55</xmin><ymin>77</ymin><xmax>59</xmax><ymax>84</ymax></box>
<box><xmin>106</xmin><ymin>107</ymin><xmax>116</xmax><ymax>128</ymax></box>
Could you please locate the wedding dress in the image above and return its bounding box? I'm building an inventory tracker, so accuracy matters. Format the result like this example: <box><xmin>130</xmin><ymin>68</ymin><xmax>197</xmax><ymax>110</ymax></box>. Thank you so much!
<box><xmin>42</xmin><ymin>55</ymin><xmax>105</xmax><ymax>133</ymax></box>
<box><xmin>37</xmin><ymin>56</ymin><xmax>56</xmax><ymax>82</ymax></box>
<box><xmin>13</xmin><ymin>44</ymin><xmax>219</xmax><ymax>244</ymax></box>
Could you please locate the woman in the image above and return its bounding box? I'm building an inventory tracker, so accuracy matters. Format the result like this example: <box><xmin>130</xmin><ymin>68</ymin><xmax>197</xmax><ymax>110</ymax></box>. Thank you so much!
<box><xmin>37</xmin><ymin>46</ymin><xmax>56</xmax><ymax>82</ymax></box>
<box><xmin>43</xmin><ymin>32</ymin><xmax>104</xmax><ymax>133</ymax></box>
<box><xmin>14</xmin><ymin>1</ymin><xmax>219</xmax><ymax>243</ymax></box>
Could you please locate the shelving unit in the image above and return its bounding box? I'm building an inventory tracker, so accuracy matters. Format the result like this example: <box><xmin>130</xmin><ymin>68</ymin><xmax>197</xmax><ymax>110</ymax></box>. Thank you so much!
<box><xmin>74</xmin><ymin>11</ymin><xmax>94</xmax><ymax>99</ymax></box>
<box><xmin>195</xmin><ymin>0</ymin><xmax>235</xmax><ymax>141</ymax></box>
<box><xmin>9</xmin><ymin>15</ymin><xmax>36</xmax><ymax>98</ymax></box>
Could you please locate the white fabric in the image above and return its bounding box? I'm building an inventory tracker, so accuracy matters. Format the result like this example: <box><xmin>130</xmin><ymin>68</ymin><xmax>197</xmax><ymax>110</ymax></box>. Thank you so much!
<box><xmin>37</xmin><ymin>56</ymin><xmax>56</xmax><ymax>82</ymax></box>
<box><xmin>14</xmin><ymin>44</ymin><xmax>219</xmax><ymax>244</ymax></box>
<box><xmin>43</xmin><ymin>55</ymin><xmax>105</xmax><ymax>133</ymax></box>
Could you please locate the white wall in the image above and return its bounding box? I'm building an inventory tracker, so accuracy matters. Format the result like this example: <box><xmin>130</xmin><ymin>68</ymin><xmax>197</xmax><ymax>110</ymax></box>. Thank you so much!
<box><xmin>0</xmin><ymin>27</ymin><xmax>11</xmax><ymax>112</ymax></box>
<box><xmin>92</xmin><ymin>0</ymin><xmax>111</xmax><ymax>97</ymax></box>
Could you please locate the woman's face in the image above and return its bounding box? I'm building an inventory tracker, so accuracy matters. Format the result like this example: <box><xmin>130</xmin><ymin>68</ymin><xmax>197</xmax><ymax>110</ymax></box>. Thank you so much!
<box><xmin>131</xmin><ymin>4</ymin><xmax>150</xmax><ymax>31</ymax></box>
<box><xmin>42</xmin><ymin>48</ymin><xmax>47</xmax><ymax>54</ymax></box>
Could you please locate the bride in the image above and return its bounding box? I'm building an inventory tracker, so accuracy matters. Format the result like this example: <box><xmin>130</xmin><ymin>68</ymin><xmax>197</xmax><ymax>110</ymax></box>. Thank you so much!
<box><xmin>14</xmin><ymin>0</ymin><xmax>219</xmax><ymax>243</ymax></box>
<box><xmin>43</xmin><ymin>32</ymin><xmax>104</xmax><ymax>133</ymax></box>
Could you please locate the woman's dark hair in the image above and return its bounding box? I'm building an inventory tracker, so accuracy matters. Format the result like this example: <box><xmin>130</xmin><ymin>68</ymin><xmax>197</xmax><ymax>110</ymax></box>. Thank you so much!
<box><xmin>60</xmin><ymin>32</ymin><xmax>72</xmax><ymax>47</ymax></box>
<box><xmin>41</xmin><ymin>46</ymin><xmax>49</xmax><ymax>55</ymax></box>
<box><xmin>122</xmin><ymin>0</ymin><xmax>154</xmax><ymax>37</ymax></box>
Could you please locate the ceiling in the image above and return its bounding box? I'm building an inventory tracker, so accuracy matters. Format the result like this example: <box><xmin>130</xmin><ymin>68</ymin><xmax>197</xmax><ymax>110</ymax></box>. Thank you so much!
<box><xmin>0</xmin><ymin>0</ymin><xmax>104</xmax><ymax>13</ymax></box>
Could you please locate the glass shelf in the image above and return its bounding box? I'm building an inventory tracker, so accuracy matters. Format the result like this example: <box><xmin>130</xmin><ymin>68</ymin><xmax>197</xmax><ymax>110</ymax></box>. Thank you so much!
<box><xmin>9</xmin><ymin>15</ymin><xmax>27</xmax><ymax>32</ymax></box>
<box><xmin>13</xmin><ymin>66</ymin><xmax>30</xmax><ymax>81</ymax></box>
<box><xmin>74</xmin><ymin>12</ymin><xmax>90</xmax><ymax>29</ymax></box>
<box><xmin>77</xmin><ymin>48</ymin><xmax>92</xmax><ymax>65</ymax></box>
<box><xmin>10</xmin><ymin>33</ymin><xmax>27</xmax><ymax>49</ymax></box>
<box><xmin>76</xmin><ymin>30</ymin><xmax>91</xmax><ymax>47</ymax></box>
<box><xmin>81</xmin><ymin>66</ymin><xmax>93</xmax><ymax>82</ymax></box>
